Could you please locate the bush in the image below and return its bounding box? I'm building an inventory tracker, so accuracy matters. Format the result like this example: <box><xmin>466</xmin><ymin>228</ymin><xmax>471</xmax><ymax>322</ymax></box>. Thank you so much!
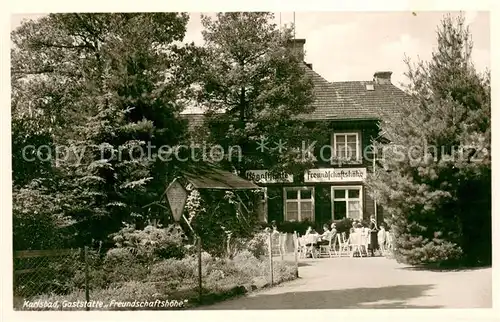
<box><xmin>21</xmin><ymin>247</ymin><xmax>297</xmax><ymax>310</ymax></box>
<box><xmin>190</xmin><ymin>189</ymin><xmax>262</xmax><ymax>257</ymax></box>
<box><xmin>277</xmin><ymin>220</ymin><xmax>320</xmax><ymax>235</ymax></box>
<box><xmin>109</xmin><ymin>224</ymin><xmax>187</xmax><ymax>263</ymax></box>
<box><xmin>332</xmin><ymin>218</ymin><xmax>353</xmax><ymax>236</ymax></box>
<box><xmin>149</xmin><ymin>258</ymin><xmax>197</xmax><ymax>283</ymax></box>
<box><xmin>232</xmin><ymin>250</ymin><xmax>261</xmax><ymax>276</ymax></box>
<box><xmin>393</xmin><ymin>235</ymin><xmax>463</xmax><ymax>266</ymax></box>
<box><xmin>245</xmin><ymin>233</ymin><xmax>268</xmax><ymax>258</ymax></box>
<box><xmin>12</xmin><ymin>181</ymin><xmax>79</xmax><ymax>251</ymax></box>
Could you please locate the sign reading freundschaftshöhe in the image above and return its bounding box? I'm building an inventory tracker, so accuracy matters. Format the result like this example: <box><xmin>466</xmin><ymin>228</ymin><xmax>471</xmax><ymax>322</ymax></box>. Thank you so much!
<box><xmin>304</xmin><ymin>168</ymin><xmax>367</xmax><ymax>183</ymax></box>
<box><xmin>245</xmin><ymin>170</ymin><xmax>294</xmax><ymax>183</ymax></box>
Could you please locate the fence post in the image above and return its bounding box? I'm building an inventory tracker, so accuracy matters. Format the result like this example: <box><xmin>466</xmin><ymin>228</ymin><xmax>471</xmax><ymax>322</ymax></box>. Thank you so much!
<box><xmin>268</xmin><ymin>231</ymin><xmax>273</xmax><ymax>286</ymax></box>
<box><xmin>280</xmin><ymin>234</ymin><xmax>284</xmax><ymax>261</ymax></box>
<box><xmin>84</xmin><ymin>246</ymin><xmax>90</xmax><ymax>311</ymax></box>
<box><xmin>293</xmin><ymin>231</ymin><xmax>299</xmax><ymax>278</ymax></box>
<box><xmin>197</xmin><ymin>235</ymin><xmax>202</xmax><ymax>303</ymax></box>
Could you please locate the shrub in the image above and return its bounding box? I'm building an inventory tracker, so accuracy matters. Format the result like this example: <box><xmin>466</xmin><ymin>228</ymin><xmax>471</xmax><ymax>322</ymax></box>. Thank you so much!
<box><xmin>277</xmin><ymin>220</ymin><xmax>319</xmax><ymax>235</ymax></box>
<box><xmin>232</xmin><ymin>250</ymin><xmax>261</xmax><ymax>276</ymax></box>
<box><xmin>245</xmin><ymin>233</ymin><xmax>268</xmax><ymax>258</ymax></box>
<box><xmin>22</xmin><ymin>247</ymin><xmax>297</xmax><ymax>310</ymax></box>
<box><xmin>149</xmin><ymin>257</ymin><xmax>197</xmax><ymax>282</ymax></box>
<box><xmin>393</xmin><ymin>235</ymin><xmax>463</xmax><ymax>266</ymax></box>
<box><xmin>332</xmin><ymin>218</ymin><xmax>353</xmax><ymax>236</ymax></box>
<box><xmin>109</xmin><ymin>224</ymin><xmax>187</xmax><ymax>263</ymax></box>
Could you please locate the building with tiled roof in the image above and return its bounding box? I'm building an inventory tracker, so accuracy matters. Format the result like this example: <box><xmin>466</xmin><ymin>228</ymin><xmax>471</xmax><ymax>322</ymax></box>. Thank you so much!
<box><xmin>331</xmin><ymin>72</ymin><xmax>408</xmax><ymax>117</ymax></box>
<box><xmin>181</xmin><ymin>39</ymin><xmax>409</xmax><ymax>226</ymax></box>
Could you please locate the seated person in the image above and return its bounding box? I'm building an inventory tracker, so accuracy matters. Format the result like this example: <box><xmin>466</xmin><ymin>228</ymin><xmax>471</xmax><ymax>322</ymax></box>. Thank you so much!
<box><xmin>354</xmin><ymin>222</ymin><xmax>363</xmax><ymax>233</ymax></box>
<box><xmin>330</xmin><ymin>222</ymin><xmax>337</xmax><ymax>234</ymax></box>
<box><xmin>317</xmin><ymin>224</ymin><xmax>332</xmax><ymax>246</ymax></box>
<box><xmin>303</xmin><ymin>226</ymin><xmax>319</xmax><ymax>257</ymax></box>
<box><xmin>349</xmin><ymin>221</ymin><xmax>357</xmax><ymax>233</ymax></box>
<box><xmin>304</xmin><ymin>226</ymin><xmax>318</xmax><ymax>245</ymax></box>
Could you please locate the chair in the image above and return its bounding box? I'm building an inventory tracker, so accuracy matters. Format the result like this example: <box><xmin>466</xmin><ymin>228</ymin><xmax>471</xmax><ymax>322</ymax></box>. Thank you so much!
<box><xmin>319</xmin><ymin>233</ymin><xmax>334</xmax><ymax>258</ymax></box>
<box><xmin>270</xmin><ymin>232</ymin><xmax>284</xmax><ymax>258</ymax></box>
<box><xmin>296</xmin><ymin>235</ymin><xmax>308</xmax><ymax>259</ymax></box>
<box><xmin>303</xmin><ymin>234</ymin><xmax>319</xmax><ymax>258</ymax></box>
<box><xmin>337</xmin><ymin>233</ymin><xmax>350</xmax><ymax>257</ymax></box>
<box><xmin>349</xmin><ymin>232</ymin><xmax>367</xmax><ymax>257</ymax></box>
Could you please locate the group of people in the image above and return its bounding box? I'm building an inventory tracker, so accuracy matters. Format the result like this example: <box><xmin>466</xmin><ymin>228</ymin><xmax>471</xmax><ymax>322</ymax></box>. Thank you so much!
<box><xmin>349</xmin><ymin>216</ymin><xmax>388</xmax><ymax>256</ymax></box>
<box><xmin>300</xmin><ymin>216</ymin><xmax>389</xmax><ymax>257</ymax></box>
<box><xmin>264</xmin><ymin>217</ymin><xmax>391</xmax><ymax>257</ymax></box>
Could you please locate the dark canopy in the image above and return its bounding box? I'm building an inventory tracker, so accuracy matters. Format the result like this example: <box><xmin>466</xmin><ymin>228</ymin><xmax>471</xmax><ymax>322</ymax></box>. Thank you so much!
<box><xmin>180</xmin><ymin>166</ymin><xmax>259</xmax><ymax>190</ymax></box>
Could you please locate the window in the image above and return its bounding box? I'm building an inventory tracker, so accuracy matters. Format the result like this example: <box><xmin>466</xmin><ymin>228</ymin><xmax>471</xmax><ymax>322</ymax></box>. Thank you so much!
<box><xmin>284</xmin><ymin>187</ymin><xmax>315</xmax><ymax>222</ymax></box>
<box><xmin>332</xmin><ymin>132</ymin><xmax>361</xmax><ymax>163</ymax></box>
<box><xmin>331</xmin><ymin>186</ymin><xmax>363</xmax><ymax>220</ymax></box>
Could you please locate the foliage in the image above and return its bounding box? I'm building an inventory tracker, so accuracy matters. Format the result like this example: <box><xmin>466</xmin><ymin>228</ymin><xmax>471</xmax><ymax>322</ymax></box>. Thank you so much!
<box><xmin>276</xmin><ymin>220</ymin><xmax>319</xmax><ymax>235</ymax></box>
<box><xmin>14</xmin><ymin>250</ymin><xmax>83</xmax><ymax>298</ymax></box>
<box><xmin>11</xmin><ymin>13</ymin><xmax>199</xmax><ymax>246</ymax></box>
<box><xmin>193</xmin><ymin>12</ymin><xmax>323</xmax><ymax>177</ymax></box>
<box><xmin>187</xmin><ymin>187</ymin><xmax>261</xmax><ymax>257</ymax></box>
<box><xmin>245</xmin><ymin>232</ymin><xmax>268</xmax><ymax>258</ymax></box>
<box><xmin>331</xmin><ymin>218</ymin><xmax>354</xmax><ymax>236</ymax></box>
<box><xmin>366</xmin><ymin>13</ymin><xmax>491</xmax><ymax>266</ymax></box>
<box><xmin>393</xmin><ymin>235</ymin><xmax>463</xmax><ymax>266</ymax></box>
<box><xmin>274</xmin><ymin>219</ymin><xmax>357</xmax><ymax>236</ymax></box>
<box><xmin>12</xmin><ymin>180</ymin><xmax>76</xmax><ymax>250</ymax></box>
<box><xmin>24</xmin><ymin>249</ymin><xmax>296</xmax><ymax>310</ymax></box>
<box><xmin>109</xmin><ymin>224</ymin><xmax>188</xmax><ymax>262</ymax></box>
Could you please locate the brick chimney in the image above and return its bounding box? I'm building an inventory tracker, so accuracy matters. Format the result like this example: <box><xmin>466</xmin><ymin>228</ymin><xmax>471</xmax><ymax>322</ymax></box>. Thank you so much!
<box><xmin>373</xmin><ymin>71</ymin><xmax>392</xmax><ymax>84</ymax></box>
<box><xmin>288</xmin><ymin>38</ymin><xmax>306</xmax><ymax>62</ymax></box>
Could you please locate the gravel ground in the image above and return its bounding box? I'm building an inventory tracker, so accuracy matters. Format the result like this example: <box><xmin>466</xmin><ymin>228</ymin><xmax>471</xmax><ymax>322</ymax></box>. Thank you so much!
<box><xmin>197</xmin><ymin>256</ymin><xmax>492</xmax><ymax>309</ymax></box>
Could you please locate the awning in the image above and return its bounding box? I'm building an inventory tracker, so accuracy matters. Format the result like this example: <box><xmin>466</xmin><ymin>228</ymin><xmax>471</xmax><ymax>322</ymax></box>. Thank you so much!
<box><xmin>180</xmin><ymin>166</ymin><xmax>260</xmax><ymax>190</ymax></box>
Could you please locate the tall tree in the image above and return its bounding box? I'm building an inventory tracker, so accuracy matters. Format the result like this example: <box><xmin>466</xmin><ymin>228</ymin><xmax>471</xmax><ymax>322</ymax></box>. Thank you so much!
<box><xmin>367</xmin><ymin>13</ymin><xmax>491</xmax><ymax>266</ymax></box>
<box><xmin>193</xmin><ymin>12</ymin><xmax>320</xmax><ymax>177</ymax></box>
<box><xmin>11</xmin><ymin>13</ymin><xmax>197</xmax><ymax>247</ymax></box>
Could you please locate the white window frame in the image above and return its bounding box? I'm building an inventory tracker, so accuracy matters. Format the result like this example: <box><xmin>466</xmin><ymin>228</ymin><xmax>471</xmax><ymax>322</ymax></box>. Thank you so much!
<box><xmin>331</xmin><ymin>185</ymin><xmax>363</xmax><ymax>220</ymax></box>
<box><xmin>332</xmin><ymin>132</ymin><xmax>362</xmax><ymax>164</ymax></box>
<box><xmin>283</xmin><ymin>187</ymin><xmax>315</xmax><ymax>222</ymax></box>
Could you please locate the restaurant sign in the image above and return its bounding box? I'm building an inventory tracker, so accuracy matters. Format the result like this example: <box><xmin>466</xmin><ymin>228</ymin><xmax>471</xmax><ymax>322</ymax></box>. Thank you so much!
<box><xmin>304</xmin><ymin>168</ymin><xmax>367</xmax><ymax>183</ymax></box>
<box><xmin>245</xmin><ymin>170</ymin><xmax>294</xmax><ymax>183</ymax></box>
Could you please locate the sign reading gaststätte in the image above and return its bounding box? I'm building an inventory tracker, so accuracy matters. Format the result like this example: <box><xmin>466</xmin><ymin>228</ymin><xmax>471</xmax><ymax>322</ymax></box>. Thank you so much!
<box><xmin>245</xmin><ymin>170</ymin><xmax>294</xmax><ymax>183</ymax></box>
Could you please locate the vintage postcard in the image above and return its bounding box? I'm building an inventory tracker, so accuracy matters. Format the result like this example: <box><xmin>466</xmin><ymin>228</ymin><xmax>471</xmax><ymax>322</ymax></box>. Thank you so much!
<box><xmin>3</xmin><ymin>3</ymin><xmax>496</xmax><ymax>322</ymax></box>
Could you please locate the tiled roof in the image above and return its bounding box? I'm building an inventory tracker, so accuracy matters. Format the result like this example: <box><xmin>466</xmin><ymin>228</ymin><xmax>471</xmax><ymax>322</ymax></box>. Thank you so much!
<box><xmin>180</xmin><ymin>65</ymin><xmax>409</xmax><ymax>128</ymax></box>
<box><xmin>180</xmin><ymin>113</ymin><xmax>205</xmax><ymax>133</ymax></box>
<box><xmin>182</xmin><ymin>167</ymin><xmax>260</xmax><ymax>190</ymax></box>
<box><xmin>297</xmin><ymin>66</ymin><xmax>379</xmax><ymax>121</ymax></box>
<box><xmin>331</xmin><ymin>80</ymin><xmax>409</xmax><ymax>116</ymax></box>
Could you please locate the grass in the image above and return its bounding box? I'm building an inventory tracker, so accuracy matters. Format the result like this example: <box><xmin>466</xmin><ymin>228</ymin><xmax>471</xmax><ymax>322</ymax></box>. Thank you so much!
<box><xmin>15</xmin><ymin>251</ymin><xmax>297</xmax><ymax>310</ymax></box>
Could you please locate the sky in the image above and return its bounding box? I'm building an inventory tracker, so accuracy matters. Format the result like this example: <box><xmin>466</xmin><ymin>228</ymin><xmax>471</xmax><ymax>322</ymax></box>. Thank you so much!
<box><xmin>10</xmin><ymin>11</ymin><xmax>490</xmax><ymax>89</ymax></box>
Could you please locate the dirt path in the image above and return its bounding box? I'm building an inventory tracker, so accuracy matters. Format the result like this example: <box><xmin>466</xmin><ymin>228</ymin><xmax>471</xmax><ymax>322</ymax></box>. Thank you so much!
<box><xmin>197</xmin><ymin>257</ymin><xmax>491</xmax><ymax>309</ymax></box>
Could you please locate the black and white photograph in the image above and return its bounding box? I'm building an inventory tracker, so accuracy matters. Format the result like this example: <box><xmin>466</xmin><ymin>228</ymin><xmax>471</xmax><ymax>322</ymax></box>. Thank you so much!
<box><xmin>5</xmin><ymin>6</ymin><xmax>494</xmax><ymax>316</ymax></box>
